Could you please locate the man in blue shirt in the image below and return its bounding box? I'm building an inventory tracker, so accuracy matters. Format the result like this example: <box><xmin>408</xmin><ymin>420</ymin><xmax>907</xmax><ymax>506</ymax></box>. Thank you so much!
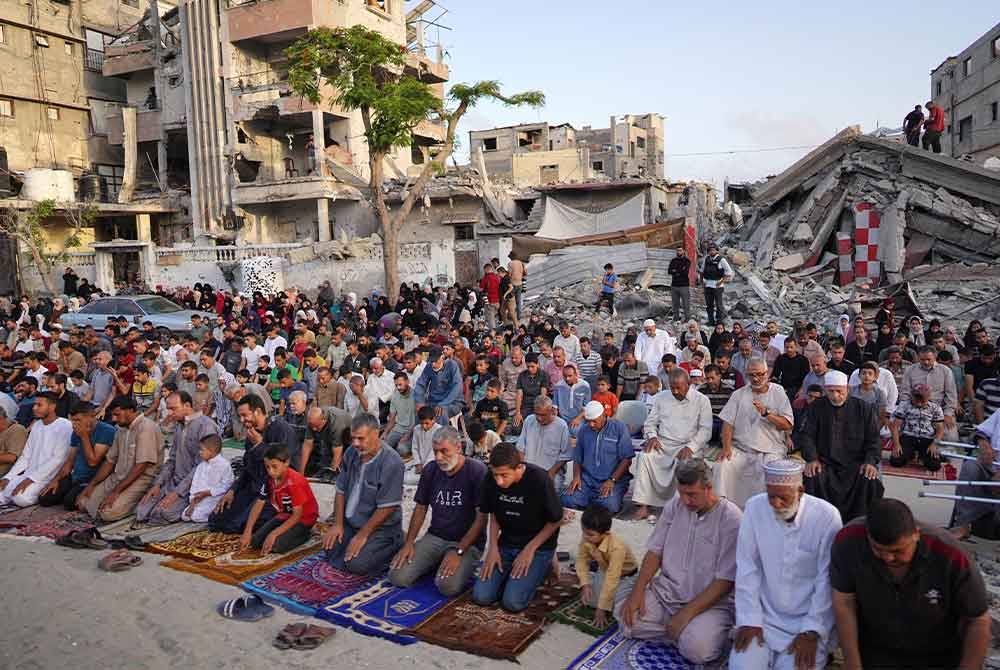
<box><xmin>562</xmin><ymin>401</ymin><xmax>633</xmax><ymax>513</ymax></box>
<box><xmin>414</xmin><ymin>347</ymin><xmax>464</xmax><ymax>426</ymax></box>
<box><xmin>37</xmin><ymin>401</ymin><xmax>116</xmax><ymax>510</ymax></box>
<box><xmin>551</xmin><ymin>365</ymin><xmax>591</xmax><ymax>438</ymax></box>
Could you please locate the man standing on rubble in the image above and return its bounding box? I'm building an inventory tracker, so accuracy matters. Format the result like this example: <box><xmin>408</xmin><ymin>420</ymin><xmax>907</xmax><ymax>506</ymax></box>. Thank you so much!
<box><xmin>922</xmin><ymin>100</ymin><xmax>945</xmax><ymax>154</ymax></box>
<box><xmin>635</xmin><ymin>319</ymin><xmax>675</xmax><ymax>375</ymax></box>
<box><xmin>903</xmin><ymin>105</ymin><xmax>924</xmax><ymax>147</ymax></box>
<box><xmin>699</xmin><ymin>244</ymin><xmax>733</xmax><ymax>326</ymax></box>
<box><xmin>667</xmin><ymin>247</ymin><xmax>691</xmax><ymax>322</ymax></box>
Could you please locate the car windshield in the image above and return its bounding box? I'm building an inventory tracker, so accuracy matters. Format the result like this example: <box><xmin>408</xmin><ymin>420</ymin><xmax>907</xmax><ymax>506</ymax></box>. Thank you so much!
<box><xmin>135</xmin><ymin>297</ymin><xmax>184</xmax><ymax>314</ymax></box>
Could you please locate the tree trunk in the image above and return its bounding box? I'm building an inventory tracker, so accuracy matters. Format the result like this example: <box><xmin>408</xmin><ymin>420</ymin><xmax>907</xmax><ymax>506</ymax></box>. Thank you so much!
<box><xmin>368</xmin><ymin>151</ymin><xmax>401</xmax><ymax>302</ymax></box>
<box><xmin>26</xmin><ymin>241</ymin><xmax>56</xmax><ymax>295</ymax></box>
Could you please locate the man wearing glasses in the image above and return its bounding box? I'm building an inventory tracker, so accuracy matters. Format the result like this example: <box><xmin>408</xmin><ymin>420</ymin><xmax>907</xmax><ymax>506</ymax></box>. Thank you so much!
<box><xmin>713</xmin><ymin>358</ymin><xmax>794</xmax><ymax>509</ymax></box>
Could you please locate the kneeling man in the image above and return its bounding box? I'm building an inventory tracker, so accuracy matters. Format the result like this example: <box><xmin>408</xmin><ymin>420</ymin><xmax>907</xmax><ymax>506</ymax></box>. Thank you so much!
<box><xmin>323</xmin><ymin>414</ymin><xmax>404</xmax><ymax>575</ymax></box>
<box><xmin>731</xmin><ymin>460</ymin><xmax>842</xmax><ymax>669</ymax></box>
<box><xmin>618</xmin><ymin>459</ymin><xmax>742</xmax><ymax>665</ymax></box>
<box><xmin>389</xmin><ymin>426</ymin><xmax>487</xmax><ymax>595</ymax></box>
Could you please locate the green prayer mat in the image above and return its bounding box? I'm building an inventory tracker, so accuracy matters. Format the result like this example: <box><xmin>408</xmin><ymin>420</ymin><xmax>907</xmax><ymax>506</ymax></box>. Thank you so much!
<box><xmin>548</xmin><ymin>596</ymin><xmax>615</xmax><ymax>637</ymax></box>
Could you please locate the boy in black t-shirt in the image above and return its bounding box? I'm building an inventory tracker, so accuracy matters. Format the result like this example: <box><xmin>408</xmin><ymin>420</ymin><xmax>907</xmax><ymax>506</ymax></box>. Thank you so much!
<box><xmin>473</xmin><ymin>378</ymin><xmax>508</xmax><ymax>435</ymax></box>
<box><xmin>472</xmin><ymin>443</ymin><xmax>563</xmax><ymax>612</ymax></box>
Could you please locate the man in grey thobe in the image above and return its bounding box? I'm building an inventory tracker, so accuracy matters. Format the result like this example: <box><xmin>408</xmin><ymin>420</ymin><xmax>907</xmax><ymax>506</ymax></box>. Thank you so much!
<box><xmin>135</xmin><ymin>390</ymin><xmax>218</xmax><ymax>525</ymax></box>
<box><xmin>617</xmin><ymin>459</ymin><xmax>742</xmax><ymax>665</ymax></box>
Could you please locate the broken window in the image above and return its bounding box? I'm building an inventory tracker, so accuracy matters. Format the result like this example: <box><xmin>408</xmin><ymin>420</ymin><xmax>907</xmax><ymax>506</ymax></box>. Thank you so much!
<box><xmin>47</xmin><ymin>107</ymin><xmax>59</xmax><ymax>121</ymax></box>
<box><xmin>0</xmin><ymin>99</ymin><xmax>12</xmax><ymax>118</ymax></box>
<box><xmin>517</xmin><ymin>129</ymin><xmax>542</xmax><ymax>149</ymax></box>
<box><xmin>0</xmin><ymin>25</ymin><xmax>6</xmax><ymax>44</ymax></box>
<box><xmin>366</xmin><ymin>0</ymin><xmax>389</xmax><ymax>13</ymax></box>
<box><xmin>410</xmin><ymin>143</ymin><xmax>425</xmax><ymax>164</ymax></box>
<box><xmin>935</xmin><ymin>80</ymin><xmax>942</xmax><ymax>96</ymax></box>
<box><xmin>958</xmin><ymin>115</ymin><xmax>972</xmax><ymax>143</ymax></box>
<box><xmin>992</xmin><ymin>102</ymin><xmax>998</xmax><ymax>123</ymax></box>
<box><xmin>636</xmin><ymin>136</ymin><xmax>646</xmax><ymax>149</ymax></box>
<box><xmin>539</xmin><ymin>164</ymin><xmax>559</xmax><ymax>183</ymax></box>
<box><xmin>993</xmin><ymin>35</ymin><xmax>1000</xmax><ymax>59</ymax></box>
<box><xmin>482</xmin><ymin>137</ymin><xmax>497</xmax><ymax>152</ymax></box>
<box><xmin>64</xmin><ymin>42</ymin><xmax>73</xmax><ymax>56</ymax></box>
<box><xmin>454</xmin><ymin>224</ymin><xmax>474</xmax><ymax>241</ymax></box>
<box><xmin>122</xmin><ymin>0</ymin><xmax>139</xmax><ymax>6</ymax></box>
<box><xmin>592</xmin><ymin>161</ymin><xmax>604</xmax><ymax>172</ymax></box>
<box><xmin>629</xmin><ymin>141</ymin><xmax>636</xmax><ymax>158</ymax></box>
<box><xmin>34</xmin><ymin>34</ymin><xmax>49</xmax><ymax>47</ymax></box>
<box><xmin>963</xmin><ymin>57</ymin><xmax>972</xmax><ymax>77</ymax></box>
<box><xmin>96</xmin><ymin>164</ymin><xmax>124</xmax><ymax>200</ymax></box>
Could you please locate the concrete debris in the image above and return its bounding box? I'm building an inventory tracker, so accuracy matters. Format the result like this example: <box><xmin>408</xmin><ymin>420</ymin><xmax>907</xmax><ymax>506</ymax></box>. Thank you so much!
<box><xmin>710</xmin><ymin>128</ymin><xmax>1000</xmax><ymax>326</ymax></box>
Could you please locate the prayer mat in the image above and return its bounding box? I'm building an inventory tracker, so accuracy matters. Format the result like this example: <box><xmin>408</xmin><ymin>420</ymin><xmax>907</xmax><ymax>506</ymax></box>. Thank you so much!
<box><xmin>881</xmin><ymin>459</ymin><xmax>957</xmax><ymax>481</ymax></box>
<box><xmin>319</xmin><ymin>575</ymin><xmax>462</xmax><ymax>644</ymax></box>
<box><xmin>548</xmin><ymin>595</ymin><xmax>615</xmax><ymax>637</ymax></box>
<box><xmin>145</xmin><ymin>529</ymin><xmax>242</xmax><ymax>561</ymax></box>
<box><xmin>0</xmin><ymin>506</ymin><xmax>95</xmax><ymax>539</ymax></box>
<box><xmin>105</xmin><ymin>520</ymin><xmax>207</xmax><ymax>544</ymax></box>
<box><xmin>566</xmin><ymin>628</ymin><xmax>690</xmax><ymax>670</ymax></box>
<box><xmin>406</xmin><ymin>577</ymin><xmax>578</xmax><ymax>660</ymax></box>
<box><xmin>160</xmin><ymin>525</ymin><xmax>327</xmax><ymax>586</ymax></box>
<box><xmin>242</xmin><ymin>553</ymin><xmax>378</xmax><ymax>616</ymax></box>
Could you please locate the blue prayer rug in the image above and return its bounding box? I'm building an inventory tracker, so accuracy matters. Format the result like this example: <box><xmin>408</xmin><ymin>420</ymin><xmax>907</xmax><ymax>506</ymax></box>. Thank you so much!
<box><xmin>318</xmin><ymin>575</ymin><xmax>459</xmax><ymax>645</ymax></box>
<box><xmin>566</xmin><ymin>628</ymin><xmax>690</xmax><ymax>670</ymax></box>
<box><xmin>241</xmin><ymin>554</ymin><xmax>379</xmax><ymax>616</ymax></box>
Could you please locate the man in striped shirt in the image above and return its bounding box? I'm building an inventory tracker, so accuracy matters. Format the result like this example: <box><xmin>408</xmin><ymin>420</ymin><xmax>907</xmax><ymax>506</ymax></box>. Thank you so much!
<box><xmin>574</xmin><ymin>337</ymin><xmax>602</xmax><ymax>394</ymax></box>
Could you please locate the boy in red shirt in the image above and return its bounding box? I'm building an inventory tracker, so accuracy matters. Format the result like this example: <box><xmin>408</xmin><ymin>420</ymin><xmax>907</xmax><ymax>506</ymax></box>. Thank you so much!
<box><xmin>240</xmin><ymin>443</ymin><xmax>319</xmax><ymax>554</ymax></box>
<box><xmin>591</xmin><ymin>375</ymin><xmax>619</xmax><ymax>417</ymax></box>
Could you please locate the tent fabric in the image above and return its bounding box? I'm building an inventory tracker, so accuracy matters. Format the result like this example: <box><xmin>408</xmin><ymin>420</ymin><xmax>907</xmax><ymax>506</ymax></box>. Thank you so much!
<box><xmin>535</xmin><ymin>192</ymin><xmax>646</xmax><ymax>240</ymax></box>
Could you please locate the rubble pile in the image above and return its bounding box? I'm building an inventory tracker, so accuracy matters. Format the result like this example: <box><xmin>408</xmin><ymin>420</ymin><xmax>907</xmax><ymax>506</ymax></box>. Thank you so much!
<box><xmin>719</xmin><ymin>126</ymin><xmax>1000</xmax><ymax>326</ymax></box>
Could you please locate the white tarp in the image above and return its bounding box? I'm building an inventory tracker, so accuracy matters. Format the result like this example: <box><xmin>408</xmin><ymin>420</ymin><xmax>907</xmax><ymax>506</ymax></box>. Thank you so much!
<box><xmin>535</xmin><ymin>191</ymin><xmax>646</xmax><ymax>239</ymax></box>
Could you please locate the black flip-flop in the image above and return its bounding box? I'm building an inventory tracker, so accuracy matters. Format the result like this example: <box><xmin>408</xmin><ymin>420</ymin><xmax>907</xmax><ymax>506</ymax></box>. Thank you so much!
<box><xmin>123</xmin><ymin>534</ymin><xmax>145</xmax><ymax>550</ymax></box>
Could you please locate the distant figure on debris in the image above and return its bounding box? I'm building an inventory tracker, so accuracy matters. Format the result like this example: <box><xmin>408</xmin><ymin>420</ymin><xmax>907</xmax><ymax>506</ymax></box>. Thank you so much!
<box><xmin>0</xmin><ymin>393</ymin><xmax>72</xmax><ymax>507</ymax></box>
<box><xmin>635</xmin><ymin>319</ymin><xmax>676</xmax><ymax>374</ymax></box>
<box><xmin>667</xmin><ymin>247</ymin><xmax>692</xmax><ymax>322</ymax></box>
<box><xmin>922</xmin><ymin>100</ymin><xmax>945</xmax><ymax>154</ymax></box>
<box><xmin>618</xmin><ymin>459</ymin><xmax>741</xmax><ymax>666</ymax></box>
<box><xmin>902</xmin><ymin>104</ymin><xmax>924</xmax><ymax>147</ymax></box>
<box><xmin>323</xmin><ymin>414</ymin><xmax>404</xmax><ymax>575</ymax></box>
<box><xmin>597</xmin><ymin>263</ymin><xmax>617</xmax><ymax>313</ymax></box>
<box><xmin>699</xmin><ymin>244</ymin><xmax>733</xmax><ymax>326</ymax></box>
<box><xmin>473</xmin><ymin>443</ymin><xmax>563</xmax><ymax>612</ymax></box>
<box><xmin>731</xmin><ymin>459</ymin><xmax>842</xmax><ymax>670</ymax></box>
<box><xmin>832</xmin><ymin>499</ymin><xmax>989</xmax><ymax>670</ymax></box>
<box><xmin>798</xmin><ymin>370</ymin><xmax>883</xmax><ymax>522</ymax></box>
<box><xmin>389</xmin><ymin>427</ymin><xmax>487</xmax><ymax>596</ymax></box>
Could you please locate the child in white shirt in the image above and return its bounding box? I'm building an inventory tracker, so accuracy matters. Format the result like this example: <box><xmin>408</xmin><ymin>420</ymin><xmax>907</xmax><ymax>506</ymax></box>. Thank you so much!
<box><xmin>182</xmin><ymin>434</ymin><xmax>234</xmax><ymax>523</ymax></box>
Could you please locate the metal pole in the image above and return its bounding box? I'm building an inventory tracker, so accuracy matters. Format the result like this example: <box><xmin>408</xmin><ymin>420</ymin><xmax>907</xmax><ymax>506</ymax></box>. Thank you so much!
<box><xmin>920</xmin><ymin>491</ymin><xmax>1000</xmax><ymax>506</ymax></box>
<box><xmin>940</xmin><ymin>452</ymin><xmax>1000</xmax><ymax>466</ymax></box>
<box><xmin>938</xmin><ymin>441</ymin><xmax>978</xmax><ymax>450</ymax></box>
<box><xmin>923</xmin><ymin>479</ymin><xmax>1000</xmax><ymax>487</ymax></box>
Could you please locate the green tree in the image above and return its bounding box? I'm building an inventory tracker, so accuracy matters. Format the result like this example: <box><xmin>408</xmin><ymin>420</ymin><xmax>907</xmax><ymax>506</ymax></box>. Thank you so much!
<box><xmin>0</xmin><ymin>199</ymin><xmax>95</xmax><ymax>295</ymax></box>
<box><xmin>286</xmin><ymin>25</ymin><xmax>544</xmax><ymax>300</ymax></box>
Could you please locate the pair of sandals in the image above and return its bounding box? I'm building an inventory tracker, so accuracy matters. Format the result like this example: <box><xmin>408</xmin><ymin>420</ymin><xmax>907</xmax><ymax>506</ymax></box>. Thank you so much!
<box><xmin>99</xmin><ymin>549</ymin><xmax>143</xmax><ymax>572</ymax></box>
<box><xmin>273</xmin><ymin>622</ymin><xmax>336</xmax><ymax>651</ymax></box>
<box><xmin>56</xmin><ymin>527</ymin><xmax>108</xmax><ymax>549</ymax></box>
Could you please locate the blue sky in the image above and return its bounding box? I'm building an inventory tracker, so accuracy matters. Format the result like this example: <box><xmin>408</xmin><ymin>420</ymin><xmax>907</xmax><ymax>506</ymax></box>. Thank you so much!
<box><xmin>422</xmin><ymin>1</ymin><xmax>999</xmax><ymax>187</ymax></box>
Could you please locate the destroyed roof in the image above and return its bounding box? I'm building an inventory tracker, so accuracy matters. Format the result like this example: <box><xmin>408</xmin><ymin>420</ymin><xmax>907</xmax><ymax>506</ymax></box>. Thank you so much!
<box><xmin>534</xmin><ymin>178</ymin><xmax>657</xmax><ymax>192</ymax></box>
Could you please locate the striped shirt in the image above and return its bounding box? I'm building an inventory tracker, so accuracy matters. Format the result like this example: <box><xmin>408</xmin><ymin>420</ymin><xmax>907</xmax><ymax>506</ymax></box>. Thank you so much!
<box><xmin>975</xmin><ymin>377</ymin><xmax>1000</xmax><ymax>418</ymax></box>
<box><xmin>574</xmin><ymin>350</ymin><xmax>603</xmax><ymax>385</ymax></box>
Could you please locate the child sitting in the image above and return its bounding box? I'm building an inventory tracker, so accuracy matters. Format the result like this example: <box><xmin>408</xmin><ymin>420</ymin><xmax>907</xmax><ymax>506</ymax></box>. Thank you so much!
<box><xmin>575</xmin><ymin>504</ymin><xmax>639</xmax><ymax>629</ymax></box>
<box><xmin>410</xmin><ymin>405</ymin><xmax>441</xmax><ymax>473</ymax></box>
<box><xmin>473</xmin><ymin>378</ymin><xmax>508</xmax><ymax>436</ymax></box>
<box><xmin>638</xmin><ymin>375</ymin><xmax>661</xmax><ymax>411</ymax></box>
<box><xmin>182</xmin><ymin>434</ymin><xmax>234</xmax><ymax>523</ymax></box>
<box><xmin>591</xmin><ymin>375</ymin><xmax>619</xmax><ymax>418</ymax></box>
<box><xmin>466</xmin><ymin>419</ymin><xmax>501</xmax><ymax>463</ymax></box>
<box><xmin>193</xmin><ymin>373</ymin><xmax>215</xmax><ymax>417</ymax></box>
<box><xmin>240</xmin><ymin>443</ymin><xmax>319</xmax><ymax>554</ymax></box>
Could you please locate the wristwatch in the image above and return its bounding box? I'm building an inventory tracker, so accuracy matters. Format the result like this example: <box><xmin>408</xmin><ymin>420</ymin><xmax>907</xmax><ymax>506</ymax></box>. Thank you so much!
<box><xmin>454</xmin><ymin>547</ymin><xmax>465</xmax><ymax>556</ymax></box>
<box><xmin>762</xmin><ymin>408</ymin><xmax>770</xmax><ymax>417</ymax></box>
<box><xmin>609</xmin><ymin>477</ymin><xmax>617</xmax><ymax>484</ymax></box>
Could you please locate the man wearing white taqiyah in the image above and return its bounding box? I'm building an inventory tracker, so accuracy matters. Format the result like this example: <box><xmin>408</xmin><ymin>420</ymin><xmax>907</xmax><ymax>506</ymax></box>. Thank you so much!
<box><xmin>714</xmin><ymin>357</ymin><xmax>794</xmax><ymax>508</ymax></box>
<box><xmin>634</xmin><ymin>319</ymin><xmax>676</xmax><ymax>375</ymax></box>
<box><xmin>730</xmin><ymin>459</ymin><xmax>842</xmax><ymax>670</ymax></box>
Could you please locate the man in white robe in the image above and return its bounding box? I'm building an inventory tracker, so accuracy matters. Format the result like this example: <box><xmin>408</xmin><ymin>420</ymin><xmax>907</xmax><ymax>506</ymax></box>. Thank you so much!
<box><xmin>714</xmin><ymin>358</ymin><xmax>794</xmax><ymax>508</ymax></box>
<box><xmin>730</xmin><ymin>459</ymin><xmax>842</xmax><ymax>670</ymax></box>
<box><xmin>631</xmin><ymin>368</ymin><xmax>712</xmax><ymax>520</ymax></box>
<box><xmin>0</xmin><ymin>393</ymin><xmax>73</xmax><ymax>507</ymax></box>
<box><xmin>634</xmin><ymin>319</ymin><xmax>676</xmax><ymax>374</ymax></box>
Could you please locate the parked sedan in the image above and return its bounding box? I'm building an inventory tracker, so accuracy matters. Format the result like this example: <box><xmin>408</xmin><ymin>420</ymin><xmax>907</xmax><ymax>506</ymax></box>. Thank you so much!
<box><xmin>60</xmin><ymin>295</ymin><xmax>212</xmax><ymax>334</ymax></box>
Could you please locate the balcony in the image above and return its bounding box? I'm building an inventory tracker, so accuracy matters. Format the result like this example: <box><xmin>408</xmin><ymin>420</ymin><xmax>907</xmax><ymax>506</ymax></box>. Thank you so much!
<box><xmin>233</xmin><ymin>175</ymin><xmax>364</xmax><ymax>207</ymax></box>
<box><xmin>225</xmin><ymin>0</ymin><xmax>316</xmax><ymax>43</ymax></box>
<box><xmin>405</xmin><ymin>52</ymin><xmax>449</xmax><ymax>84</ymax></box>
<box><xmin>105</xmin><ymin>108</ymin><xmax>162</xmax><ymax>145</ymax></box>
<box><xmin>413</xmin><ymin>118</ymin><xmax>445</xmax><ymax>144</ymax></box>
<box><xmin>102</xmin><ymin>41</ymin><xmax>156</xmax><ymax>77</ymax></box>
<box><xmin>230</xmin><ymin>72</ymin><xmax>348</xmax><ymax>123</ymax></box>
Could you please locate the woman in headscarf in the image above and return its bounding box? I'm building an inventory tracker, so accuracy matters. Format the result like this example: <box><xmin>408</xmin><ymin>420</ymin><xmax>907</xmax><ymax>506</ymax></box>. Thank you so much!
<box><xmin>708</xmin><ymin>322</ymin><xmax>729</xmax><ymax>358</ymax></box>
<box><xmin>848</xmin><ymin>315</ymin><xmax>866</xmax><ymax>344</ymax></box>
<box><xmin>684</xmin><ymin>319</ymin><xmax>709</xmax><ymax>348</ymax></box>
<box><xmin>907</xmin><ymin>315</ymin><xmax>926</xmax><ymax>347</ymax></box>
<box><xmin>836</xmin><ymin>314</ymin><xmax>853</xmax><ymax>342</ymax></box>
<box><xmin>874</xmin><ymin>321</ymin><xmax>895</xmax><ymax>358</ymax></box>
<box><xmin>964</xmin><ymin>319</ymin><xmax>984</xmax><ymax>350</ymax></box>
<box><xmin>875</xmin><ymin>297</ymin><xmax>895</xmax><ymax>329</ymax></box>
<box><xmin>731</xmin><ymin>321</ymin><xmax>745</xmax><ymax>343</ymax></box>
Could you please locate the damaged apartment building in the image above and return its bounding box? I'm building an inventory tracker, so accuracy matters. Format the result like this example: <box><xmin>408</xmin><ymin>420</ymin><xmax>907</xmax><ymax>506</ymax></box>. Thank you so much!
<box><xmin>1</xmin><ymin>0</ymin><xmax>466</xmax><ymax>295</ymax></box>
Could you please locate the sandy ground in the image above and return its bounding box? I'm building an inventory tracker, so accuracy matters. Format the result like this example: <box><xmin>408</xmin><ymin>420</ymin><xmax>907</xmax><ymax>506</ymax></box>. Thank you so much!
<box><xmin>0</xmin><ymin>475</ymin><xmax>957</xmax><ymax>670</ymax></box>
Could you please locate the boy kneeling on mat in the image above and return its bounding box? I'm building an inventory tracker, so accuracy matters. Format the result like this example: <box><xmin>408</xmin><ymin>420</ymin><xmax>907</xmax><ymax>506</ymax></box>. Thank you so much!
<box><xmin>240</xmin><ymin>443</ymin><xmax>319</xmax><ymax>554</ymax></box>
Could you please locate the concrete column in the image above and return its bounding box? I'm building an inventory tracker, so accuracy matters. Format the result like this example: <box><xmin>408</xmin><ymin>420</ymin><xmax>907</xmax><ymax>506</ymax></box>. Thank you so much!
<box><xmin>136</xmin><ymin>214</ymin><xmax>152</xmax><ymax>242</ymax></box>
<box><xmin>94</xmin><ymin>251</ymin><xmax>115</xmax><ymax>295</ymax></box>
<box><xmin>311</xmin><ymin>109</ymin><xmax>326</xmax><ymax>177</ymax></box>
<box><xmin>316</xmin><ymin>198</ymin><xmax>331</xmax><ymax>242</ymax></box>
<box><xmin>157</xmin><ymin>140</ymin><xmax>168</xmax><ymax>194</ymax></box>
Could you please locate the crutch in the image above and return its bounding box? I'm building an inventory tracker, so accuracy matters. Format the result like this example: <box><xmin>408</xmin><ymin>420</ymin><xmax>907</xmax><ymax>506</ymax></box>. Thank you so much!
<box><xmin>923</xmin><ymin>480</ymin><xmax>1000</xmax><ymax>487</ymax></box>
<box><xmin>919</xmin><ymin>491</ymin><xmax>1000</xmax><ymax>505</ymax></box>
